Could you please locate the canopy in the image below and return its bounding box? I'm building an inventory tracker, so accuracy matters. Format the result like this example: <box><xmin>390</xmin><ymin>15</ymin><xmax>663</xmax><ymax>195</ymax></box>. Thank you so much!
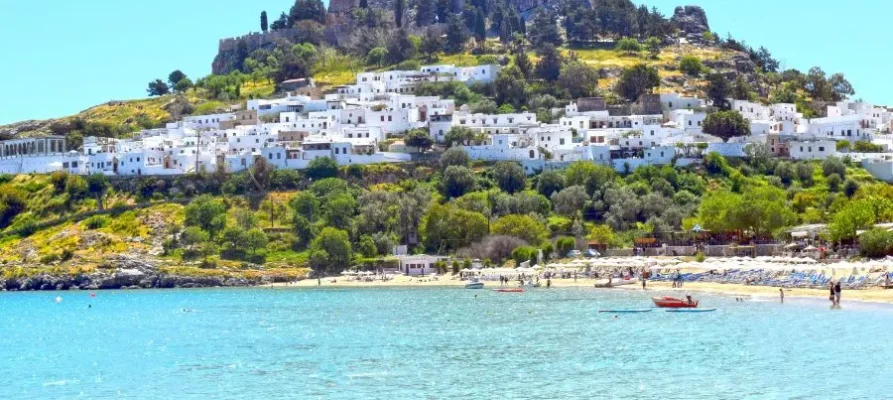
<box><xmin>790</xmin><ymin>231</ymin><xmax>808</xmax><ymax>238</ymax></box>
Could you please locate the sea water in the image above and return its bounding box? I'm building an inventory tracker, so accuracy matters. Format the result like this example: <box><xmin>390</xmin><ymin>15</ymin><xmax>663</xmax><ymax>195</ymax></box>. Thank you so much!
<box><xmin>2</xmin><ymin>287</ymin><xmax>892</xmax><ymax>399</ymax></box>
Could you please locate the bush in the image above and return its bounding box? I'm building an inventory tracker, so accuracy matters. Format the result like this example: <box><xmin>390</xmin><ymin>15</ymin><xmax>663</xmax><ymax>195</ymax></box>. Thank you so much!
<box><xmin>679</xmin><ymin>56</ymin><xmax>703</xmax><ymax>76</ymax></box>
<box><xmin>695</xmin><ymin>252</ymin><xmax>706</xmax><ymax>262</ymax></box>
<box><xmin>859</xmin><ymin>228</ymin><xmax>893</xmax><ymax>258</ymax></box>
<box><xmin>556</xmin><ymin>236</ymin><xmax>575</xmax><ymax>256</ymax></box>
<box><xmin>84</xmin><ymin>215</ymin><xmax>110</xmax><ymax>230</ymax></box>
<box><xmin>821</xmin><ymin>157</ymin><xmax>846</xmax><ymax>178</ymax></box>
<box><xmin>511</xmin><ymin>246</ymin><xmax>538</xmax><ymax>265</ymax></box>
<box><xmin>843</xmin><ymin>179</ymin><xmax>859</xmax><ymax>198</ymax></box>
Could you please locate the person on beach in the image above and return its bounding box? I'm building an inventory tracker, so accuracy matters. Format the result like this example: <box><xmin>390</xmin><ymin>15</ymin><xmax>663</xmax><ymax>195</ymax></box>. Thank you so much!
<box><xmin>779</xmin><ymin>288</ymin><xmax>784</xmax><ymax>303</ymax></box>
<box><xmin>546</xmin><ymin>278</ymin><xmax>551</xmax><ymax>288</ymax></box>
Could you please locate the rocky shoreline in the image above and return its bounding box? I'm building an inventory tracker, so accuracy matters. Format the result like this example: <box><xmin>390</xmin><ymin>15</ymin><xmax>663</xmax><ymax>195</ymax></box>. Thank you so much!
<box><xmin>0</xmin><ymin>256</ymin><xmax>271</xmax><ymax>291</ymax></box>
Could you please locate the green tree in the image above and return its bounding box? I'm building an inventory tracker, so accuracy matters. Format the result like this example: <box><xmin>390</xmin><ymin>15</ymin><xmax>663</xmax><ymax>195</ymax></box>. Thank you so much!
<box><xmin>444</xmin><ymin>126</ymin><xmax>476</xmax><ymax>147</ymax></box>
<box><xmin>492</xmin><ymin>162</ymin><xmax>526</xmax><ymax>194</ymax></box>
<box><xmin>589</xmin><ymin>224</ymin><xmax>615</xmax><ymax>246</ymax></box>
<box><xmin>679</xmin><ymin>56</ymin><xmax>702</xmax><ymax>76</ymax></box>
<box><xmin>0</xmin><ymin>187</ymin><xmax>26</xmax><ymax>229</ymax></box>
<box><xmin>168</xmin><ymin>70</ymin><xmax>187</xmax><ymax>87</ymax></box>
<box><xmin>702</xmin><ymin>110</ymin><xmax>750</xmax><ymax>141</ymax></box>
<box><xmin>445</xmin><ymin>14</ymin><xmax>469</xmax><ymax>53</ymax></box>
<box><xmin>536</xmin><ymin>170</ymin><xmax>565</xmax><ymax>197</ymax></box>
<box><xmin>440</xmin><ymin>147</ymin><xmax>470</xmax><ymax>170</ymax></box>
<box><xmin>843</xmin><ymin>179</ymin><xmax>860</xmax><ymax>198</ymax></box>
<box><xmin>309</xmin><ymin>227</ymin><xmax>353</xmax><ymax>274</ymax></box>
<box><xmin>416</xmin><ymin>0</ymin><xmax>436</xmax><ymax>26</ymax></box>
<box><xmin>494</xmin><ymin>65</ymin><xmax>528</xmax><ymax>109</ymax></box>
<box><xmin>565</xmin><ymin>161</ymin><xmax>615</xmax><ymax>195</ymax></box>
<box><xmin>614</xmin><ymin>64</ymin><xmax>659</xmax><ymax>102</ymax></box>
<box><xmin>86</xmin><ymin>173</ymin><xmax>109</xmax><ymax>210</ymax></box>
<box><xmin>556</xmin><ymin>236</ymin><xmax>576</xmax><ymax>255</ymax></box>
<box><xmin>405</xmin><ymin>129</ymin><xmax>434</xmax><ymax>152</ymax></box>
<box><xmin>65</xmin><ymin>174</ymin><xmax>88</xmax><ymax>199</ymax></box>
<box><xmin>323</xmin><ymin>193</ymin><xmax>358</xmax><ymax>230</ymax></box>
<box><xmin>827</xmin><ymin>173</ymin><xmax>842</xmax><ymax>192</ymax></box>
<box><xmin>185</xmin><ymin>195</ymin><xmax>227</xmax><ymax>236</ymax></box>
<box><xmin>420</xmin><ymin>29</ymin><xmax>443</xmax><ymax>60</ymax></box>
<box><xmin>821</xmin><ymin>157</ymin><xmax>847</xmax><ymax>178</ymax></box>
<box><xmin>473</xmin><ymin>7</ymin><xmax>486</xmax><ymax>40</ymax></box>
<box><xmin>244</xmin><ymin>228</ymin><xmax>269</xmax><ymax>255</ymax></box>
<box><xmin>551</xmin><ymin>185</ymin><xmax>588</xmax><ymax>218</ymax></box>
<box><xmin>645</xmin><ymin>37</ymin><xmax>661</xmax><ymax>58</ymax></box>
<box><xmin>706</xmin><ymin>72</ymin><xmax>730</xmax><ymax>110</ymax></box>
<box><xmin>366</xmin><ymin>47</ymin><xmax>388</xmax><ymax>67</ymax></box>
<box><xmin>528</xmin><ymin>10</ymin><xmax>562</xmax><ymax>50</ymax></box>
<box><xmin>731</xmin><ymin>76</ymin><xmax>753</xmax><ymax>100</ymax></box>
<box><xmin>859</xmin><ymin>229</ymin><xmax>893</xmax><ymax>258</ymax></box>
<box><xmin>442</xmin><ymin>165</ymin><xmax>477</xmax><ymax>198</ymax></box>
<box><xmin>534</xmin><ymin>44</ymin><xmax>562</xmax><ymax>81</ymax></box>
<box><xmin>774</xmin><ymin>161</ymin><xmax>795</xmax><ymax>186</ymax></box>
<box><xmin>147</xmin><ymin>79</ymin><xmax>170</xmax><ymax>96</ymax></box>
<box><xmin>261</xmin><ymin>11</ymin><xmax>269</xmax><ymax>32</ymax></box>
<box><xmin>511</xmin><ymin>246</ymin><xmax>538</xmax><ymax>265</ymax></box>
<box><xmin>492</xmin><ymin>214</ymin><xmax>549</xmax><ymax>245</ymax></box>
<box><xmin>359</xmin><ymin>234</ymin><xmax>378</xmax><ymax>257</ymax></box>
<box><xmin>829</xmin><ymin>199</ymin><xmax>877</xmax><ymax>242</ymax></box>
<box><xmin>421</xmin><ymin>204</ymin><xmax>488</xmax><ymax>251</ymax></box>
<box><xmin>514</xmin><ymin>47</ymin><xmax>533</xmax><ymax>79</ymax></box>
<box><xmin>615</xmin><ymin>37</ymin><xmax>641</xmax><ymax>55</ymax></box>
<box><xmin>289</xmin><ymin>0</ymin><xmax>326</xmax><ymax>24</ymax></box>
<box><xmin>289</xmin><ymin>191</ymin><xmax>320</xmax><ymax>221</ymax></box>
<box><xmin>558</xmin><ymin>61</ymin><xmax>599</xmax><ymax>98</ymax></box>
<box><xmin>306</xmin><ymin>157</ymin><xmax>338</xmax><ymax>180</ymax></box>
<box><xmin>395</xmin><ymin>0</ymin><xmax>405</xmax><ymax>27</ymax></box>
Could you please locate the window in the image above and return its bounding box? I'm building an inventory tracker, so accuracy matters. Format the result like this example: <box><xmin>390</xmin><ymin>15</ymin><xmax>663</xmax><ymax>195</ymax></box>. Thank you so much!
<box><xmin>819</xmin><ymin>147</ymin><xmax>825</xmax><ymax>152</ymax></box>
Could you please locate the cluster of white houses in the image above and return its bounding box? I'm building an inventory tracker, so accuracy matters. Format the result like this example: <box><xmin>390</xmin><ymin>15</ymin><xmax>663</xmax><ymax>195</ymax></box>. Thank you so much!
<box><xmin>4</xmin><ymin>64</ymin><xmax>893</xmax><ymax>181</ymax></box>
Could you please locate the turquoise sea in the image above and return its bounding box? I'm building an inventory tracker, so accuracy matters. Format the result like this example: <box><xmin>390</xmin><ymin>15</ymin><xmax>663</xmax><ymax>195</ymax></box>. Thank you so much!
<box><xmin>2</xmin><ymin>287</ymin><xmax>892</xmax><ymax>399</ymax></box>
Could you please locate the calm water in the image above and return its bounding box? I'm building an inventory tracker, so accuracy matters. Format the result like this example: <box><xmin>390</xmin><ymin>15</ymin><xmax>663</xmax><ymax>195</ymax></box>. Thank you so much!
<box><xmin>2</xmin><ymin>287</ymin><xmax>892</xmax><ymax>399</ymax></box>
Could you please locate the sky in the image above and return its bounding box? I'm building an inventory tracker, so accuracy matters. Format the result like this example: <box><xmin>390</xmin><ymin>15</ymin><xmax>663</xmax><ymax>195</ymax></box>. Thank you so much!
<box><xmin>0</xmin><ymin>0</ymin><xmax>890</xmax><ymax>125</ymax></box>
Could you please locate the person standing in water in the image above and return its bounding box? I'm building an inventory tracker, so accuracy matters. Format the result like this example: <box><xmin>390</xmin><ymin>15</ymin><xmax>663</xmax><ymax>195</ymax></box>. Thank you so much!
<box><xmin>829</xmin><ymin>282</ymin><xmax>836</xmax><ymax>306</ymax></box>
<box><xmin>834</xmin><ymin>280</ymin><xmax>842</xmax><ymax>307</ymax></box>
<box><xmin>779</xmin><ymin>288</ymin><xmax>784</xmax><ymax>303</ymax></box>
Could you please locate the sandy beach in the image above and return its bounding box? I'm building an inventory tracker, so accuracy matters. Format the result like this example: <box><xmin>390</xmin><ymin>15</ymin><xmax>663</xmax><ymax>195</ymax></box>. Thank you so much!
<box><xmin>268</xmin><ymin>274</ymin><xmax>893</xmax><ymax>304</ymax></box>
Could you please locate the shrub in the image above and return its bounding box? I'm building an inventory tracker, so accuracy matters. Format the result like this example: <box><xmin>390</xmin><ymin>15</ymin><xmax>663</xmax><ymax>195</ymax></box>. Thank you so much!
<box><xmin>84</xmin><ymin>215</ymin><xmax>110</xmax><ymax>230</ymax></box>
<box><xmin>679</xmin><ymin>56</ymin><xmax>702</xmax><ymax>76</ymax></box>
<box><xmin>556</xmin><ymin>236</ymin><xmax>576</xmax><ymax>256</ymax></box>
<box><xmin>511</xmin><ymin>246</ymin><xmax>538</xmax><ymax>265</ymax></box>
<box><xmin>859</xmin><ymin>229</ymin><xmax>893</xmax><ymax>258</ymax></box>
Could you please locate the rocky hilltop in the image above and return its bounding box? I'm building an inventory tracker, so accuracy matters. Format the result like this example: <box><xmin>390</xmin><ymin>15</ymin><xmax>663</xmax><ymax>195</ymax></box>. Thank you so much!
<box><xmin>671</xmin><ymin>5</ymin><xmax>710</xmax><ymax>43</ymax></box>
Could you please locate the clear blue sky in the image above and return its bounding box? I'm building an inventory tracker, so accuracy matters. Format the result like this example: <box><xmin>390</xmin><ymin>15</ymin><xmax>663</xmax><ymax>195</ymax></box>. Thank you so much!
<box><xmin>0</xmin><ymin>0</ymin><xmax>890</xmax><ymax>125</ymax></box>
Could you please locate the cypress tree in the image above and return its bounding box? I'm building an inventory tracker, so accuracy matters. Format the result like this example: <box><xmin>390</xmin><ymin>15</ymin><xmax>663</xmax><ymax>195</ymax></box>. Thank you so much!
<box><xmin>395</xmin><ymin>0</ymin><xmax>405</xmax><ymax>27</ymax></box>
<box><xmin>261</xmin><ymin>11</ymin><xmax>268</xmax><ymax>32</ymax></box>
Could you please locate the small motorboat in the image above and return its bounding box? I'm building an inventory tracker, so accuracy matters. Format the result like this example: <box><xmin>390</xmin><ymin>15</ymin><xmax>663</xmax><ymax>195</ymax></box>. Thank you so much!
<box><xmin>651</xmin><ymin>296</ymin><xmax>698</xmax><ymax>308</ymax></box>
<box><xmin>465</xmin><ymin>280</ymin><xmax>485</xmax><ymax>289</ymax></box>
<box><xmin>666</xmin><ymin>308</ymin><xmax>716</xmax><ymax>313</ymax></box>
<box><xmin>493</xmin><ymin>288</ymin><xmax>524</xmax><ymax>293</ymax></box>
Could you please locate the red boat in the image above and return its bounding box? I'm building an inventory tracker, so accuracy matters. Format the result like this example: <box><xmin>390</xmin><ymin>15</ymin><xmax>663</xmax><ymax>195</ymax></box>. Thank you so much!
<box><xmin>651</xmin><ymin>296</ymin><xmax>698</xmax><ymax>308</ymax></box>
<box><xmin>493</xmin><ymin>288</ymin><xmax>524</xmax><ymax>293</ymax></box>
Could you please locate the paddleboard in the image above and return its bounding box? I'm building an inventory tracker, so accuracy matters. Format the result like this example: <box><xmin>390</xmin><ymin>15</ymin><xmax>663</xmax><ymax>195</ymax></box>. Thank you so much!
<box><xmin>598</xmin><ymin>309</ymin><xmax>653</xmax><ymax>313</ymax></box>
<box><xmin>666</xmin><ymin>308</ymin><xmax>716</xmax><ymax>313</ymax></box>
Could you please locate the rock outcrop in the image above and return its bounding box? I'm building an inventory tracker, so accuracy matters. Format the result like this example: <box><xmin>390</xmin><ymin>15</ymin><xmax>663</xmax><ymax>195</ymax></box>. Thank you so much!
<box><xmin>671</xmin><ymin>5</ymin><xmax>710</xmax><ymax>44</ymax></box>
<box><xmin>0</xmin><ymin>255</ymin><xmax>273</xmax><ymax>291</ymax></box>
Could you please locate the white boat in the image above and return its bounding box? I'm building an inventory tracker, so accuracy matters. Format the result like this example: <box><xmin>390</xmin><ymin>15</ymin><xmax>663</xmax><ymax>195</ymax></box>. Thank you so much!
<box><xmin>465</xmin><ymin>279</ymin><xmax>485</xmax><ymax>289</ymax></box>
